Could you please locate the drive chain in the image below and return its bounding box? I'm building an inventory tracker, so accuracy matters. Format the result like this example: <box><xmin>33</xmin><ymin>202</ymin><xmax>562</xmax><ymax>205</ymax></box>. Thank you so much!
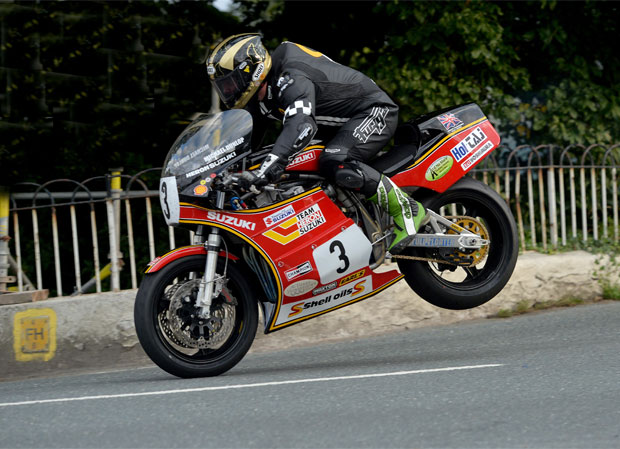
<box><xmin>390</xmin><ymin>253</ymin><xmax>470</xmax><ymax>267</ymax></box>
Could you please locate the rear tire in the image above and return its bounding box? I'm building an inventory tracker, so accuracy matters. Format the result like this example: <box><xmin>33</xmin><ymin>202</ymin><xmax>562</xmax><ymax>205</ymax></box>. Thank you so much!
<box><xmin>398</xmin><ymin>177</ymin><xmax>518</xmax><ymax>310</ymax></box>
<box><xmin>134</xmin><ymin>255</ymin><xmax>258</xmax><ymax>378</ymax></box>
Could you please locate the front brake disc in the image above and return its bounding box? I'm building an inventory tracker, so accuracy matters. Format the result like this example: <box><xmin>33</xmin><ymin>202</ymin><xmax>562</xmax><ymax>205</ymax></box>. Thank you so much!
<box><xmin>161</xmin><ymin>279</ymin><xmax>236</xmax><ymax>350</ymax></box>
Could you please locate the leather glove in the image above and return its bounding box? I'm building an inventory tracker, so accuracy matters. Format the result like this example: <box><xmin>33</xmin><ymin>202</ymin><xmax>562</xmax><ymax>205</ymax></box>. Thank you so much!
<box><xmin>236</xmin><ymin>154</ymin><xmax>286</xmax><ymax>189</ymax></box>
<box><xmin>256</xmin><ymin>153</ymin><xmax>286</xmax><ymax>183</ymax></box>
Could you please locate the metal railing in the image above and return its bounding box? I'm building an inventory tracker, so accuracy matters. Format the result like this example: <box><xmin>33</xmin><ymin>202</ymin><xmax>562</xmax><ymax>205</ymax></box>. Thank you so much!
<box><xmin>471</xmin><ymin>144</ymin><xmax>620</xmax><ymax>251</ymax></box>
<box><xmin>2</xmin><ymin>168</ymin><xmax>175</xmax><ymax>297</ymax></box>
<box><xmin>2</xmin><ymin>143</ymin><xmax>619</xmax><ymax>298</ymax></box>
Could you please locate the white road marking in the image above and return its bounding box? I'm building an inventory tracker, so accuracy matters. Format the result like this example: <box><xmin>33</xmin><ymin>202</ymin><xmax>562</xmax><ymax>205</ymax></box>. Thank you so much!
<box><xmin>0</xmin><ymin>364</ymin><xmax>503</xmax><ymax>408</ymax></box>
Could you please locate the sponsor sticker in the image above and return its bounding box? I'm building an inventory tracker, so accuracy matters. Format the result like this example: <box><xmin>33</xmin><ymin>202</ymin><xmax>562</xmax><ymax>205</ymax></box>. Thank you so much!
<box><xmin>203</xmin><ymin>138</ymin><xmax>244</xmax><ymax>164</ymax></box>
<box><xmin>339</xmin><ymin>269</ymin><xmax>366</xmax><ymax>286</ymax></box>
<box><xmin>461</xmin><ymin>141</ymin><xmax>494</xmax><ymax>171</ymax></box>
<box><xmin>438</xmin><ymin>113</ymin><xmax>464</xmax><ymax>131</ymax></box>
<box><xmin>288</xmin><ymin>151</ymin><xmax>316</xmax><ymax>168</ymax></box>
<box><xmin>193</xmin><ymin>184</ymin><xmax>208</xmax><ymax>196</ymax></box>
<box><xmin>171</xmin><ymin>144</ymin><xmax>211</xmax><ymax>169</ymax></box>
<box><xmin>284</xmin><ymin>279</ymin><xmax>318</xmax><ymax>297</ymax></box>
<box><xmin>285</xmin><ymin>261</ymin><xmax>313</xmax><ymax>281</ymax></box>
<box><xmin>263</xmin><ymin>204</ymin><xmax>326</xmax><ymax>245</ymax></box>
<box><xmin>283</xmin><ymin>276</ymin><xmax>373</xmax><ymax>321</ymax></box>
<box><xmin>185</xmin><ymin>151</ymin><xmax>237</xmax><ymax>178</ymax></box>
<box><xmin>207</xmin><ymin>211</ymin><xmax>256</xmax><ymax>231</ymax></box>
<box><xmin>425</xmin><ymin>156</ymin><xmax>454</xmax><ymax>181</ymax></box>
<box><xmin>449</xmin><ymin>126</ymin><xmax>489</xmax><ymax>165</ymax></box>
<box><xmin>410</xmin><ymin>235</ymin><xmax>455</xmax><ymax>247</ymax></box>
<box><xmin>462</xmin><ymin>126</ymin><xmax>487</xmax><ymax>151</ymax></box>
<box><xmin>252</xmin><ymin>62</ymin><xmax>265</xmax><ymax>81</ymax></box>
<box><xmin>264</xmin><ymin>205</ymin><xmax>295</xmax><ymax>227</ymax></box>
<box><xmin>296</xmin><ymin>205</ymin><xmax>326</xmax><ymax>235</ymax></box>
<box><xmin>312</xmin><ymin>281</ymin><xmax>337</xmax><ymax>296</ymax></box>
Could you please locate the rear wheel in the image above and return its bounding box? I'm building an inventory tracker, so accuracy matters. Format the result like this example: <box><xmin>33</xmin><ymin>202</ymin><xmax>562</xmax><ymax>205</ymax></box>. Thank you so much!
<box><xmin>134</xmin><ymin>255</ymin><xmax>258</xmax><ymax>378</ymax></box>
<box><xmin>398</xmin><ymin>177</ymin><xmax>518</xmax><ymax>309</ymax></box>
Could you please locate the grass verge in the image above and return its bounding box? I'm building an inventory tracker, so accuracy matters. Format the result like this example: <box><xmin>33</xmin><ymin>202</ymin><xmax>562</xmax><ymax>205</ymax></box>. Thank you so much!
<box><xmin>494</xmin><ymin>295</ymin><xmax>614</xmax><ymax>319</ymax></box>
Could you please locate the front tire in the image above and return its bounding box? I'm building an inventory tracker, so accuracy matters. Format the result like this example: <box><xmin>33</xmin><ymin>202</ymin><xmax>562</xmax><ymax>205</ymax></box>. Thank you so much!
<box><xmin>398</xmin><ymin>177</ymin><xmax>518</xmax><ymax>310</ymax></box>
<box><xmin>134</xmin><ymin>255</ymin><xmax>258</xmax><ymax>378</ymax></box>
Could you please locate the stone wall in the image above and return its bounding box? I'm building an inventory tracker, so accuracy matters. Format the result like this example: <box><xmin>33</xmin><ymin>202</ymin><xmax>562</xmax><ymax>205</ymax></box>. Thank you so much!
<box><xmin>0</xmin><ymin>251</ymin><xmax>610</xmax><ymax>381</ymax></box>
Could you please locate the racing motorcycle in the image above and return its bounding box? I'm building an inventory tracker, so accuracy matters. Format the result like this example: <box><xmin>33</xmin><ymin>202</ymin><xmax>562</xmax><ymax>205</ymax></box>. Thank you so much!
<box><xmin>134</xmin><ymin>102</ymin><xmax>518</xmax><ymax>378</ymax></box>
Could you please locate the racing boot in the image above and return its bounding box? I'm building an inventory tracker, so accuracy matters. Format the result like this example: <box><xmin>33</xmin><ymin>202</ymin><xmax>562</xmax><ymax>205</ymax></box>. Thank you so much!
<box><xmin>369</xmin><ymin>175</ymin><xmax>427</xmax><ymax>253</ymax></box>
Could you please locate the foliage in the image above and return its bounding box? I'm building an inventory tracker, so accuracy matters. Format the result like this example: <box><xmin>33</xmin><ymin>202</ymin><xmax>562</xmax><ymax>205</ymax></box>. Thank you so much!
<box><xmin>2</xmin><ymin>0</ymin><xmax>620</xmax><ymax>186</ymax></box>
<box><xmin>237</xmin><ymin>0</ymin><xmax>620</xmax><ymax>148</ymax></box>
<box><xmin>593</xmin><ymin>246</ymin><xmax>620</xmax><ymax>300</ymax></box>
<box><xmin>0</xmin><ymin>0</ymin><xmax>240</xmax><ymax>185</ymax></box>
<box><xmin>496</xmin><ymin>297</ymin><xmax>586</xmax><ymax>318</ymax></box>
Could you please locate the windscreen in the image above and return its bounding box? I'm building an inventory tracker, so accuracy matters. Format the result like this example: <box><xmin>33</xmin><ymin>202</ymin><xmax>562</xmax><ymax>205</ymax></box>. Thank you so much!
<box><xmin>162</xmin><ymin>109</ymin><xmax>253</xmax><ymax>198</ymax></box>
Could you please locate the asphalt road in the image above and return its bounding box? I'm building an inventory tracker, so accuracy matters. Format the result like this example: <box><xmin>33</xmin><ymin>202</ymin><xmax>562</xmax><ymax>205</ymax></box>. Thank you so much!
<box><xmin>1</xmin><ymin>302</ymin><xmax>619</xmax><ymax>448</ymax></box>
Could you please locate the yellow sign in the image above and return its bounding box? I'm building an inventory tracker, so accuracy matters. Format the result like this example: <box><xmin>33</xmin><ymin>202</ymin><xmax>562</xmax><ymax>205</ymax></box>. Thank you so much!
<box><xmin>13</xmin><ymin>308</ymin><xmax>57</xmax><ymax>362</ymax></box>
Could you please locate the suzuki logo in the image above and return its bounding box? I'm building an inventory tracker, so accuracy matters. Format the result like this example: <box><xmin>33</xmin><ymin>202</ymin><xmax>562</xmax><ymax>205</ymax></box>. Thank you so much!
<box><xmin>207</xmin><ymin>211</ymin><xmax>256</xmax><ymax>231</ymax></box>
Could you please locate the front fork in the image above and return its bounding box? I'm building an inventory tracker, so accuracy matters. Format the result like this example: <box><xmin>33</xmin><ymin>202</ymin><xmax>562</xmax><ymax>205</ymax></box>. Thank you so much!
<box><xmin>195</xmin><ymin>191</ymin><xmax>225</xmax><ymax>318</ymax></box>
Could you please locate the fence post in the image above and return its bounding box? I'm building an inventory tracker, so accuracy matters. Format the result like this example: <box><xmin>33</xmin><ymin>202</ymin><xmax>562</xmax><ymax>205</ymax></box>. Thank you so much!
<box><xmin>111</xmin><ymin>168</ymin><xmax>123</xmax><ymax>257</ymax></box>
<box><xmin>613</xmin><ymin>166</ymin><xmax>619</xmax><ymax>242</ymax></box>
<box><xmin>11</xmin><ymin>204</ymin><xmax>24</xmax><ymax>291</ymax></box>
<box><xmin>547</xmin><ymin>148</ymin><xmax>558</xmax><ymax>248</ymax></box>
<box><xmin>0</xmin><ymin>186</ymin><xmax>12</xmax><ymax>292</ymax></box>
<box><xmin>106</xmin><ymin>169</ymin><xmax>123</xmax><ymax>291</ymax></box>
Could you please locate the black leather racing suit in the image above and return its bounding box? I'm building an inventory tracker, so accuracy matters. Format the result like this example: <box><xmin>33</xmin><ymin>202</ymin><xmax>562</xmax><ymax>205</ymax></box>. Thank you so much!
<box><xmin>256</xmin><ymin>42</ymin><xmax>398</xmax><ymax>196</ymax></box>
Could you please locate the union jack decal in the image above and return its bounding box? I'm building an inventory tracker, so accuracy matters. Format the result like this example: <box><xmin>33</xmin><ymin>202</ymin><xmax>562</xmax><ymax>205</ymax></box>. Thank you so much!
<box><xmin>438</xmin><ymin>113</ymin><xmax>464</xmax><ymax>131</ymax></box>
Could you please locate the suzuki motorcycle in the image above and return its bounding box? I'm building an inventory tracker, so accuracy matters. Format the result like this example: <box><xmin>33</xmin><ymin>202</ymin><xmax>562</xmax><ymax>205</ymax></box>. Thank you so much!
<box><xmin>134</xmin><ymin>103</ymin><xmax>518</xmax><ymax>378</ymax></box>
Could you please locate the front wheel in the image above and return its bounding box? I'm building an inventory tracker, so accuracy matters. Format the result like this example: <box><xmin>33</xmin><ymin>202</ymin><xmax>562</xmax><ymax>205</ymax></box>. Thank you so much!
<box><xmin>134</xmin><ymin>255</ymin><xmax>258</xmax><ymax>378</ymax></box>
<box><xmin>398</xmin><ymin>177</ymin><xmax>518</xmax><ymax>310</ymax></box>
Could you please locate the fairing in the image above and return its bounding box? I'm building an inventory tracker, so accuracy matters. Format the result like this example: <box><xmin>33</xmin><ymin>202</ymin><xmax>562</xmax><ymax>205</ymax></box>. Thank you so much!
<box><xmin>390</xmin><ymin>103</ymin><xmax>501</xmax><ymax>191</ymax></box>
<box><xmin>174</xmin><ymin>187</ymin><xmax>403</xmax><ymax>332</ymax></box>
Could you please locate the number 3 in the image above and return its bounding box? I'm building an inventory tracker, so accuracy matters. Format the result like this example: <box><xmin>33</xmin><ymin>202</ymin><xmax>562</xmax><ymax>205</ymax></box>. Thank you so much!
<box><xmin>329</xmin><ymin>240</ymin><xmax>350</xmax><ymax>274</ymax></box>
<box><xmin>161</xmin><ymin>181</ymin><xmax>171</xmax><ymax>219</ymax></box>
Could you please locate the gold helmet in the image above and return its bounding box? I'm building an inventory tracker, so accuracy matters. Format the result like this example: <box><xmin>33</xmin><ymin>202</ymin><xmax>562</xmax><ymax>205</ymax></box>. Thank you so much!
<box><xmin>206</xmin><ymin>33</ymin><xmax>272</xmax><ymax>109</ymax></box>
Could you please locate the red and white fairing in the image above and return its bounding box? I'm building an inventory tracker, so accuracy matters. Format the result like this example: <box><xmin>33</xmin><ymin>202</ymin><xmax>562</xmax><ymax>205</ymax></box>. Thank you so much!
<box><xmin>150</xmin><ymin>187</ymin><xmax>402</xmax><ymax>332</ymax></box>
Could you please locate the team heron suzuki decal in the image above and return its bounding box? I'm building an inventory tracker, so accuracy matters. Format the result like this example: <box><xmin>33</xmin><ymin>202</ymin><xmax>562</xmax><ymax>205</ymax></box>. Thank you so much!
<box><xmin>263</xmin><ymin>204</ymin><xmax>326</xmax><ymax>244</ymax></box>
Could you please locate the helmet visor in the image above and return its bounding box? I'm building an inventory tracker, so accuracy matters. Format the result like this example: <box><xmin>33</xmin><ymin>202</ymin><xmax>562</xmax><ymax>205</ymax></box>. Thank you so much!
<box><xmin>213</xmin><ymin>67</ymin><xmax>250</xmax><ymax>109</ymax></box>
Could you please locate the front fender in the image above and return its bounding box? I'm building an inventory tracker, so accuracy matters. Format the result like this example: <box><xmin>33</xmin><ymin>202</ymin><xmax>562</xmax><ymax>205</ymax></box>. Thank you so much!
<box><xmin>145</xmin><ymin>245</ymin><xmax>239</xmax><ymax>274</ymax></box>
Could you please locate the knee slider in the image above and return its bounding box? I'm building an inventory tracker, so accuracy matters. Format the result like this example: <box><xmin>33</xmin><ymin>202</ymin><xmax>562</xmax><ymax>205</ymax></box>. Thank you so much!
<box><xmin>335</xmin><ymin>168</ymin><xmax>364</xmax><ymax>189</ymax></box>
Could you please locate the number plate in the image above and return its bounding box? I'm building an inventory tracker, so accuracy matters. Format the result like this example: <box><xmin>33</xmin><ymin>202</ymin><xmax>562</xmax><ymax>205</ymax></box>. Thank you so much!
<box><xmin>312</xmin><ymin>225</ymin><xmax>372</xmax><ymax>284</ymax></box>
<box><xmin>159</xmin><ymin>176</ymin><xmax>180</xmax><ymax>225</ymax></box>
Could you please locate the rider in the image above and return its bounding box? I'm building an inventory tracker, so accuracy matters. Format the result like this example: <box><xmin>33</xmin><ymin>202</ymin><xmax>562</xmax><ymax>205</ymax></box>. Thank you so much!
<box><xmin>206</xmin><ymin>33</ymin><xmax>426</xmax><ymax>253</ymax></box>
